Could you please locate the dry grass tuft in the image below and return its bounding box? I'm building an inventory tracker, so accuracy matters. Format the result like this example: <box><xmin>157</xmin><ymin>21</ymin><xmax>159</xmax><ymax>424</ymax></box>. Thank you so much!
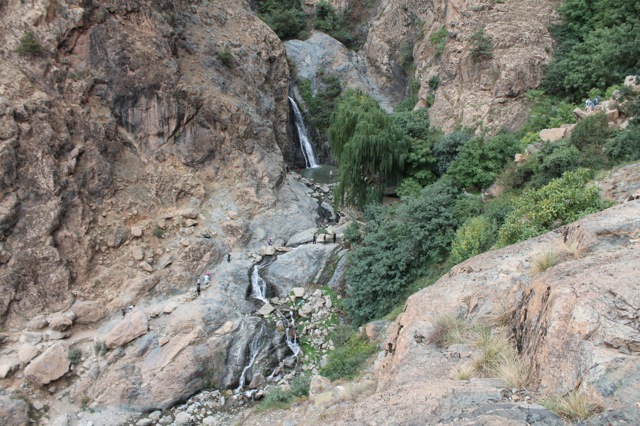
<box><xmin>530</xmin><ymin>249</ymin><xmax>560</xmax><ymax>274</ymax></box>
<box><xmin>428</xmin><ymin>315</ymin><xmax>467</xmax><ymax>348</ymax></box>
<box><xmin>539</xmin><ymin>391</ymin><xmax>603</xmax><ymax>421</ymax></box>
<box><xmin>471</xmin><ymin>326</ymin><xmax>512</xmax><ymax>376</ymax></box>
<box><xmin>454</xmin><ymin>365</ymin><xmax>474</xmax><ymax>381</ymax></box>
<box><xmin>559</xmin><ymin>228</ymin><xmax>594</xmax><ymax>259</ymax></box>
<box><xmin>494</xmin><ymin>355</ymin><xmax>530</xmax><ymax>388</ymax></box>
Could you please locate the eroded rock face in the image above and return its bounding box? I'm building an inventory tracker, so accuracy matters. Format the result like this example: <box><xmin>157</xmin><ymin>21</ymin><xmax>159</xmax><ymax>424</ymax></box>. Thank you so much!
<box><xmin>24</xmin><ymin>342</ymin><xmax>70</xmax><ymax>385</ymax></box>
<box><xmin>0</xmin><ymin>390</ymin><xmax>29</xmax><ymax>426</ymax></box>
<box><xmin>105</xmin><ymin>309</ymin><xmax>149</xmax><ymax>349</ymax></box>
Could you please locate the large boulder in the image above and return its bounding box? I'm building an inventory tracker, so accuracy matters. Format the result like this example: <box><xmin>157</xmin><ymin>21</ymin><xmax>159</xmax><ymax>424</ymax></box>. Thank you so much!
<box><xmin>24</xmin><ymin>342</ymin><xmax>70</xmax><ymax>385</ymax></box>
<box><xmin>539</xmin><ymin>128</ymin><xmax>566</xmax><ymax>142</ymax></box>
<box><xmin>105</xmin><ymin>309</ymin><xmax>149</xmax><ymax>349</ymax></box>
<box><xmin>0</xmin><ymin>390</ymin><xmax>29</xmax><ymax>426</ymax></box>
<box><xmin>71</xmin><ymin>300</ymin><xmax>109</xmax><ymax>325</ymax></box>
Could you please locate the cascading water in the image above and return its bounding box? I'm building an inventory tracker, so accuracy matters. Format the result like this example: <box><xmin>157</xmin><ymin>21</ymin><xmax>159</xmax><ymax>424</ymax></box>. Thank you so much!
<box><xmin>289</xmin><ymin>96</ymin><xmax>319</xmax><ymax>168</ymax></box>
<box><xmin>236</xmin><ymin>323</ymin><xmax>266</xmax><ymax>391</ymax></box>
<box><xmin>282</xmin><ymin>310</ymin><xmax>301</xmax><ymax>357</ymax></box>
<box><xmin>250</xmin><ymin>263</ymin><xmax>268</xmax><ymax>303</ymax></box>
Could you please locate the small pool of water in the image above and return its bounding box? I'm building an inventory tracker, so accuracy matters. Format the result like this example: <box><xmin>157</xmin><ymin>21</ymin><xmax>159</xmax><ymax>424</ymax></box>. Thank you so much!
<box><xmin>297</xmin><ymin>164</ymin><xmax>338</xmax><ymax>184</ymax></box>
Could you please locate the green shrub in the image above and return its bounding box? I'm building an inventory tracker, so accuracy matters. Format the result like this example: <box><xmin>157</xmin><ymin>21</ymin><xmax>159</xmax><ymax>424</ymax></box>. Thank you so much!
<box><xmin>495</xmin><ymin>169</ymin><xmax>613</xmax><ymax>247</ymax></box>
<box><xmin>433</xmin><ymin>129</ymin><xmax>473</xmax><ymax>175</ymax></box>
<box><xmin>93</xmin><ymin>340</ymin><xmax>108</xmax><ymax>356</ymax></box>
<box><xmin>399</xmin><ymin>41</ymin><xmax>414</xmax><ymax>72</ymax></box>
<box><xmin>297</xmin><ymin>73</ymin><xmax>342</xmax><ymax>132</ymax></box>
<box><xmin>68</xmin><ymin>348</ymin><xmax>82</xmax><ymax>365</ymax></box>
<box><xmin>257</xmin><ymin>373</ymin><xmax>311</xmax><ymax>411</ymax></box>
<box><xmin>569</xmin><ymin>113</ymin><xmax>610</xmax><ymax>151</ymax></box>
<box><xmin>532</xmin><ymin>140</ymin><xmax>583</xmax><ymax>187</ymax></box>
<box><xmin>428</xmin><ymin>75</ymin><xmax>440</xmax><ymax>91</ymax></box>
<box><xmin>429</xmin><ymin>27</ymin><xmax>447</xmax><ymax>58</ymax></box>
<box><xmin>217</xmin><ymin>48</ymin><xmax>234</xmax><ymax>68</ymax></box>
<box><xmin>605</xmin><ymin>122</ymin><xmax>640</xmax><ymax>163</ymax></box>
<box><xmin>449</xmin><ymin>216</ymin><xmax>497</xmax><ymax>265</ymax></box>
<box><xmin>345</xmin><ymin>180</ymin><xmax>461</xmax><ymax>324</ymax></box>
<box><xmin>321</xmin><ymin>332</ymin><xmax>377</xmax><ymax>380</ymax></box>
<box><xmin>470</xmin><ymin>28</ymin><xmax>493</xmax><ymax>61</ymax></box>
<box><xmin>343</xmin><ymin>221</ymin><xmax>361</xmax><ymax>245</ymax></box>
<box><xmin>17</xmin><ymin>31</ymin><xmax>43</xmax><ymax>57</ymax></box>
<box><xmin>259</xmin><ymin>2</ymin><xmax>307</xmax><ymax>40</ymax></box>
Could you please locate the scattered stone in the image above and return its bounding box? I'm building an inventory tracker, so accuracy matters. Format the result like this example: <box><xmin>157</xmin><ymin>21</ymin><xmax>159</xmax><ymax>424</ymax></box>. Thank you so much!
<box><xmin>185</xmin><ymin>219</ymin><xmax>197</xmax><ymax>227</ymax></box>
<box><xmin>539</xmin><ymin>127</ymin><xmax>566</xmax><ymax>142</ymax></box>
<box><xmin>24</xmin><ymin>343</ymin><xmax>70</xmax><ymax>385</ymax></box>
<box><xmin>48</xmin><ymin>314</ymin><xmax>73</xmax><ymax>332</ymax></box>
<box><xmin>140</xmin><ymin>261</ymin><xmax>154</xmax><ymax>272</ymax></box>
<box><xmin>174</xmin><ymin>412</ymin><xmax>191</xmax><ymax>425</ymax></box>
<box><xmin>0</xmin><ymin>390</ymin><xmax>30</xmax><ymax>426</ymax></box>
<box><xmin>257</xmin><ymin>303</ymin><xmax>275</xmax><ymax>316</ymax></box>
<box><xmin>163</xmin><ymin>302</ymin><xmax>177</xmax><ymax>314</ymax></box>
<box><xmin>131</xmin><ymin>226</ymin><xmax>143</xmax><ymax>237</ymax></box>
<box><xmin>18</xmin><ymin>343</ymin><xmax>40</xmax><ymax>365</ymax></box>
<box><xmin>0</xmin><ymin>358</ymin><xmax>20</xmax><ymax>379</ymax></box>
<box><xmin>292</xmin><ymin>287</ymin><xmax>305</xmax><ymax>298</ymax></box>
<box><xmin>148</xmin><ymin>411</ymin><xmax>162</xmax><ymax>421</ymax></box>
<box><xmin>33</xmin><ymin>401</ymin><xmax>44</xmax><ymax>410</ymax></box>
<box><xmin>180</xmin><ymin>208</ymin><xmax>198</xmax><ymax>219</ymax></box>
<box><xmin>158</xmin><ymin>337</ymin><xmax>169</xmax><ymax>346</ymax></box>
<box><xmin>132</xmin><ymin>246</ymin><xmax>144</xmax><ymax>261</ymax></box>
<box><xmin>71</xmin><ymin>301</ymin><xmax>109</xmax><ymax>325</ymax></box>
<box><xmin>136</xmin><ymin>418</ymin><xmax>152</xmax><ymax>426</ymax></box>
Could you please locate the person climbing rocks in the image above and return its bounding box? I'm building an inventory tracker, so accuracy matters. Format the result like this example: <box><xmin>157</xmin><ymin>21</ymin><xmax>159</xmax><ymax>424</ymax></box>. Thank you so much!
<box><xmin>333</xmin><ymin>232</ymin><xmax>337</xmax><ymax>244</ymax></box>
<box><xmin>586</xmin><ymin>98</ymin><xmax>592</xmax><ymax>110</ymax></box>
<box><xmin>313</xmin><ymin>233</ymin><xmax>317</xmax><ymax>244</ymax></box>
<box><xmin>121</xmin><ymin>307</ymin><xmax>126</xmax><ymax>318</ymax></box>
<box><xmin>196</xmin><ymin>279</ymin><xmax>201</xmax><ymax>296</ymax></box>
<box><xmin>227</xmin><ymin>253</ymin><xmax>231</xmax><ymax>262</ymax></box>
<box><xmin>323</xmin><ymin>234</ymin><xmax>327</xmax><ymax>244</ymax></box>
<box><xmin>593</xmin><ymin>96</ymin><xmax>599</xmax><ymax>108</ymax></box>
<box><xmin>128</xmin><ymin>305</ymin><xmax>135</xmax><ymax>312</ymax></box>
<box><xmin>268</xmin><ymin>238</ymin><xmax>273</xmax><ymax>246</ymax></box>
<box><xmin>204</xmin><ymin>271</ymin><xmax>210</xmax><ymax>285</ymax></box>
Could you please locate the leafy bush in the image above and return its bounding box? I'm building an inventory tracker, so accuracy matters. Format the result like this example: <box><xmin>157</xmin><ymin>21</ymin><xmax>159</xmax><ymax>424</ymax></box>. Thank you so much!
<box><xmin>569</xmin><ymin>112</ymin><xmax>610</xmax><ymax>151</ymax></box>
<box><xmin>394</xmin><ymin>108</ymin><xmax>438</xmax><ymax>188</ymax></box>
<box><xmin>344</xmin><ymin>180</ymin><xmax>461</xmax><ymax>324</ymax></box>
<box><xmin>217</xmin><ymin>48</ymin><xmax>234</xmax><ymax>68</ymax></box>
<box><xmin>17</xmin><ymin>31</ymin><xmax>43</xmax><ymax>57</ymax></box>
<box><xmin>495</xmin><ymin>169</ymin><xmax>613</xmax><ymax>247</ymax></box>
<box><xmin>258</xmin><ymin>373</ymin><xmax>311</xmax><ymax>411</ymax></box>
<box><xmin>343</xmin><ymin>221</ymin><xmax>361</xmax><ymax>245</ymax></box>
<box><xmin>470</xmin><ymin>28</ymin><xmax>493</xmax><ymax>61</ymax></box>
<box><xmin>449</xmin><ymin>216</ymin><xmax>497</xmax><ymax>265</ymax></box>
<box><xmin>429</xmin><ymin>27</ymin><xmax>447</xmax><ymax>58</ymax></box>
<box><xmin>297</xmin><ymin>73</ymin><xmax>342</xmax><ymax>132</ymax></box>
<box><xmin>68</xmin><ymin>348</ymin><xmax>82</xmax><ymax>365</ymax></box>
<box><xmin>258</xmin><ymin>0</ymin><xmax>307</xmax><ymax>40</ymax></box>
<box><xmin>606</xmin><ymin>122</ymin><xmax>640</xmax><ymax>163</ymax></box>
<box><xmin>433</xmin><ymin>129</ymin><xmax>473</xmax><ymax>175</ymax></box>
<box><xmin>321</xmin><ymin>332</ymin><xmax>377</xmax><ymax>380</ymax></box>
<box><xmin>532</xmin><ymin>140</ymin><xmax>583</xmax><ymax>187</ymax></box>
<box><xmin>447</xmin><ymin>132</ymin><xmax>520</xmax><ymax>190</ymax></box>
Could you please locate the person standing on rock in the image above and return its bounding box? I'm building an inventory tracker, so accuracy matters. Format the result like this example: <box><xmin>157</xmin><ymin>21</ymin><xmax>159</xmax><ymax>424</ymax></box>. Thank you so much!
<box><xmin>121</xmin><ymin>307</ymin><xmax>126</xmax><ymax>318</ymax></box>
<box><xmin>333</xmin><ymin>232</ymin><xmax>337</xmax><ymax>244</ymax></box>
<box><xmin>204</xmin><ymin>271</ymin><xmax>210</xmax><ymax>285</ymax></box>
<box><xmin>313</xmin><ymin>233</ymin><xmax>317</xmax><ymax>244</ymax></box>
<box><xmin>268</xmin><ymin>238</ymin><xmax>273</xmax><ymax>246</ymax></box>
<box><xmin>323</xmin><ymin>234</ymin><xmax>327</xmax><ymax>244</ymax></box>
<box><xmin>196</xmin><ymin>279</ymin><xmax>201</xmax><ymax>296</ymax></box>
<box><xmin>227</xmin><ymin>253</ymin><xmax>231</xmax><ymax>262</ymax></box>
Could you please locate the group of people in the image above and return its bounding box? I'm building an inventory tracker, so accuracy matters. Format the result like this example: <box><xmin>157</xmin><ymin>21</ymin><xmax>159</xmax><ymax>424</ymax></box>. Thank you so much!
<box><xmin>585</xmin><ymin>97</ymin><xmax>599</xmax><ymax>110</ymax></box>
<box><xmin>312</xmin><ymin>232</ymin><xmax>337</xmax><ymax>245</ymax></box>
<box><xmin>120</xmin><ymin>305</ymin><xmax>135</xmax><ymax>318</ymax></box>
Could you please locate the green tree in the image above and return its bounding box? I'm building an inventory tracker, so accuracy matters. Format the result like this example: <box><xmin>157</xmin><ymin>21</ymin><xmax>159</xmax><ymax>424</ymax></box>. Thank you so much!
<box><xmin>449</xmin><ymin>215</ymin><xmax>497</xmax><ymax>265</ymax></box>
<box><xmin>470</xmin><ymin>28</ymin><xmax>493</xmax><ymax>61</ymax></box>
<box><xmin>393</xmin><ymin>108</ymin><xmax>439</xmax><ymax>188</ymax></box>
<box><xmin>345</xmin><ymin>180</ymin><xmax>461</xmax><ymax>324</ymax></box>
<box><xmin>258</xmin><ymin>0</ymin><xmax>307</xmax><ymax>40</ymax></box>
<box><xmin>433</xmin><ymin>129</ymin><xmax>473</xmax><ymax>175</ymax></box>
<box><xmin>329</xmin><ymin>90</ymin><xmax>409</xmax><ymax>208</ymax></box>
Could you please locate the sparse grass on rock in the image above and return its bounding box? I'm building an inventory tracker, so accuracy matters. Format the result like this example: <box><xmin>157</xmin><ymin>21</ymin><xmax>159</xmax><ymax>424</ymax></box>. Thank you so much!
<box><xmin>540</xmin><ymin>391</ymin><xmax>603</xmax><ymax>421</ymax></box>
<box><xmin>530</xmin><ymin>249</ymin><xmax>559</xmax><ymax>274</ymax></box>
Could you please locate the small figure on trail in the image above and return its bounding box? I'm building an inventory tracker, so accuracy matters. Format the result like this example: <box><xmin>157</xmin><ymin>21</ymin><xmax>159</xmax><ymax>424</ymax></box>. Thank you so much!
<box><xmin>268</xmin><ymin>238</ymin><xmax>273</xmax><ymax>246</ymax></box>
<box><xmin>128</xmin><ymin>305</ymin><xmax>135</xmax><ymax>312</ymax></box>
<box><xmin>313</xmin><ymin>233</ymin><xmax>317</xmax><ymax>244</ymax></box>
<box><xmin>593</xmin><ymin>97</ymin><xmax>599</xmax><ymax>108</ymax></box>
<box><xmin>586</xmin><ymin>98</ymin><xmax>592</xmax><ymax>110</ymax></box>
<box><xmin>323</xmin><ymin>234</ymin><xmax>327</xmax><ymax>244</ymax></box>
<box><xmin>196</xmin><ymin>279</ymin><xmax>201</xmax><ymax>296</ymax></box>
<box><xmin>204</xmin><ymin>271</ymin><xmax>210</xmax><ymax>285</ymax></box>
<box><xmin>227</xmin><ymin>253</ymin><xmax>231</xmax><ymax>263</ymax></box>
<box><xmin>286</xmin><ymin>165</ymin><xmax>290</xmax><ymax>174</ymax></box>
<box><xmin>333</xmin><ymin>232</ymin><xmax>337</xmax><ymax>244</ymax></box>
<box><xmin>121</xmin><ymin>307</ymin><xmax>126</xmax><ymax>318</ymax></box>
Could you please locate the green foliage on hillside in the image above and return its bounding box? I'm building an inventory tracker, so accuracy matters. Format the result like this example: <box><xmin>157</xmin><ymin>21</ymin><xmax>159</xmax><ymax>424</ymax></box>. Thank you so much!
<box><xmin>433</xmin><ymin>129</ymin><xmax>473</xmax><ymax>175</ymax></box>
<box><xmin>257</xmin><ymin>0</ymin><xmax>307</xmax><ymax>40</ymax></box>
<box><xmin>449</xmin><ymin>216</ymin><xmax>497</xmax><ymax>265</ymax></box>
<box><xmin>297</xmin><ymin>72</ymin><xmax>342</xmax><ymax>131</ymax></box>
<box><xmin>320</xmin><ymin>326</ymin><xmax>377</xmax><ymax>380</ymax></box>
<box><xmin>495</xmin><ymin>169</ymin><xmax>613</xmax><ymax>247</ymax></box>
<box><xmin>17</xmin><ymin>31</ymin><xmax>43</xmax><ymax>57</ymax></box>
<box><xmin>344</xmin><ymin>180</ymin><xmax>461</xmax><ymax>324</ymax></box>
<box><xmin>429</xmin><ymin>28</ymin><xmax>447</xmax><ymax>58</ymax></box>
<box><xmin>328</xmin><ymin>90</ymin><xmax>409</xmax><ymax>208</ymax></box>
<box><xmin>542</xmin><ymin>0</ymin><xmax>640</xmax><ymax>99</ymax></box>
<box><xmin>470</xmin><ymin>28</ymin><xmax>493</xmax><ymax>62</ymax></box>
<box><xmin>313</xmin><ymin>0</ymin><xmax>356</xmax><ymax>48</ymax></box>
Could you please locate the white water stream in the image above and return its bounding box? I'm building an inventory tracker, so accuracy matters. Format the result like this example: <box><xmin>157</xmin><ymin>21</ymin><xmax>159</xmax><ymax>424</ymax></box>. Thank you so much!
<box><xmin>250</xmin><ymin>263</ymin><xmax>268</xmax><ymax>303</ymax></box>
<box><xmin>236</xmin><ymin>323</ymin><xmax>266</xmax><ymax>391</ymax></box>
<box><xmin>289</xmin><ymin>96</ymin><xmax>319</xmax><ymax>168</ymax></box>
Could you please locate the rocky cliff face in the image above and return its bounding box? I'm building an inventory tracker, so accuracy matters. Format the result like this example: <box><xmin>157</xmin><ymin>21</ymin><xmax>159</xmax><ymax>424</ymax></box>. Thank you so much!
<box><xmin>0</xmin><ymin>0</ymin><xmax>293</xmax><ymax>328</ymax></box>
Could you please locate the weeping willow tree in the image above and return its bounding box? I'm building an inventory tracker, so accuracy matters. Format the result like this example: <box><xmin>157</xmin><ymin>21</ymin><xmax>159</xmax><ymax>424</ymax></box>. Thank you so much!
<box><xmin>328</xmin><ymin>90</ymin><xmax>408</xmax><ymax>208</ymax></box>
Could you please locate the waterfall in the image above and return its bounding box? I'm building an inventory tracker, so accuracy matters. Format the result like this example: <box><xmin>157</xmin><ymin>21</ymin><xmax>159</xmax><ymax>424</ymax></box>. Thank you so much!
<box><xmin>250</xmin><ymin>264</ymin><xmax>268</xmax><ymax>303</ymax></box>
<box><xmin>236</xmin><ymin>323</ymin><xmax>266</xmax><ymax>391</ymax></box>
<box><xmin>283</xmin><ymin>310</ymin><xmax>301</xmax><ymax>357</ymax></box>
<box><xmin>289</xmin><ymin>96</ymin><xmax>319</xmax><ymax>168</ymax></box>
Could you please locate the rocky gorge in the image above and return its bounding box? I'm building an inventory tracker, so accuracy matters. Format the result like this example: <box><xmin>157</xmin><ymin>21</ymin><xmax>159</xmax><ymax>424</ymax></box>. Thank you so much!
<box><xmin>1</xmin><ymin>0</ymin><xmax>640</xmax><ymax>425</ymax></box>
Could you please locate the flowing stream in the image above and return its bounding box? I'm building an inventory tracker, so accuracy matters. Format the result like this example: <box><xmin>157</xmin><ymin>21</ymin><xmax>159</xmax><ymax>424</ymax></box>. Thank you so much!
<box><xmin>250</xmin><ymin>263</ymin><xmax>268</xmax><ymax>303</ymax></box>
<box><xmin>289</xmin><ymin>96</ymin><xmax>319</xmax><ymax>168</ymax></box>
<box><xmin>236</xmin><ymin>323</ymin><xmax>266</xmax><ymax>391</ymax></box>
<box><xmin>282</xmin><ymin>309</ymin><xmax>301</xmax><ymax>357</ymax></box>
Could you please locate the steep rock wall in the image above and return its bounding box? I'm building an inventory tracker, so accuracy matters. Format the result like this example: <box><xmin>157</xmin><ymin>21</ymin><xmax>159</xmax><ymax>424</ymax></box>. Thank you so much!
<box><xmin>0</xmin><ymin>0</ymin><xmax>291</xmax><ymax>327</ymax></box>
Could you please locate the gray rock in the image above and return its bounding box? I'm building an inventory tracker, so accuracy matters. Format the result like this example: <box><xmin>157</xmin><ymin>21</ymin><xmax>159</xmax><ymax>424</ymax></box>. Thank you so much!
<box><xmin>24</xmin><ymin>343</ymin><xmax>70</xmax><ymax>385</ymax></box>
<box><xmin>135</xmin><ymin>419</ymin><xmax>152</xmax><ymax>426</ymax></box>
<box><xmin>264</xmin><ymin>244</ymin><xmax>337</xmax><ymax>295</ymax></box>
<box><xmin>257</xmin><ymin>303</ymin><xmax>275</xmax><ymax>316</ymax></box>
<box><xmin>174</xmin><ymin>411</ymin><xmax>191</xmax><ymax>425</ymax></box>
<box><xmin>0</xmin><ymin>390</ymin><xmax>29</xmax><ymax>426</ymax></box>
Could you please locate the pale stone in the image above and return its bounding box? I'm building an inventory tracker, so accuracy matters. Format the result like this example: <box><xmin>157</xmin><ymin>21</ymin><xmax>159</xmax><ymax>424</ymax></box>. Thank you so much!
<box><xmin>163</xmin><ymin>302</ymin><xmax>177</xmax><ymax>314</ymax></box>
<box><xmin>48</xmin><ymin>315</ymin><xmax>73</xmax><ymax>332</ymax></box>
<box><xmin>213</xmin><ymin>321</ymin><xmax>235</xmax><ymax>335</ymax></box>
<box><xmin>202</xmin><ymin>417</ymin><xmax>216</xmax><ymax>425</ymax></box>
<box><xmin>21</xmin><ymin>332</ymin><xmax>42</xmax><ymax>345</ymax></box>
<box><xmin>539</xmin><ymin>128</ymin><xmax>566</xmax><ymax>142</ymax></box>
<box><xmin>158</xmin><ymin>337</ymin><xmax>169</xmax><ymax>346</ymax></box>
<box><xmin>24</xmin><ymin>343</ymin><xmax>70</xmax><ymax>385</ymax></box>
<box><xmin>264</xmin><ymin>246</ymin><xmax>276</xmax><ymax>256</ymax></box>
<box><xmin>140</xmin><ymin>261</ymin><xmax>153</xmax><ymax>272</ymax></box>
<box><xmin>131</xmin><ymin>226</ymin><xmax>143</xmax><ymax>237</ymax></box>
<box><xmin>43</xmin><ymin>330</ymin><xmax>70</xmax><ymax>340</ymax></box>
<box><xmin>148</xmin><ymin>411</ymin><xmax>162</xmax><ymax>421</ymax></box>
<box><xmin>18</xmin><ymin>343</ymin><xmax>40</xmax><ymax>365</ymax></box>
<box><xmin>132</xmin><ymin>246</ymin><xmax>144</xmax><ymax>261</ymax></box>
<box><xmin>181</xmin><ymin>239</ymin><xmax>190</xmax><ymax>247</ymax></box>
<box><xmin>292</xmin><ymin>287</ymin><xmax>305</xmax><ymax>298</ymax></box>
<box><xmin>136</xmin><ymin>419</ymin><xmax>152</xmax><ymax>426</ymax></box>
<box><xmin>0</xmin><ymin>358</ymin><xmax>20</xmax><ymax>379</ymax></box>
<box><xmin>33</xmin><ymin>401</ymin><xmax>44</xmax><ymax>410</ymax></box>
<box><xmin>180</xmin><ymin>208</ymin><xmax>198</xmax><ymax>219</ymax></box>
<box><xmin>605</xmin><ymin>109</ymin><xmax>619</xmax><ymax>121</ymax></box>
<box><xmin>71</xmin><ymin>301</ymin><xmax>108</xmax><ymax>325</ymax></box>
<box><xmin>185</xmin><ymin>219</ymin><xmax>197</xmax><ymax>227</ymax></box>
<box><xmin>105</xmin><ymin>309</ymin><xmax>148</xmax><ymax>349</ymax></box>
<box><xmin>257</xmin><ymin>303</ymin><xmax>275</xmax><ymax>316</ymax></box>
<box><xmin>174</xmin><ymin>412</ymin><xmax>191</xmax><ymax>425</ymax></box>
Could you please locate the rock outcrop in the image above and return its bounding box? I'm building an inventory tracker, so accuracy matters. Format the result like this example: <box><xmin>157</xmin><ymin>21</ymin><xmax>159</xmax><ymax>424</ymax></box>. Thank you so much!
<box><xmin>24</xmin><ymin>342</ymin><xmax>70</xmax><ymax>385</ymax></box>
<box><xmin>105</xmin><ymin>308</ymin><xmax>149</xmax><ymax>349</ymax></box>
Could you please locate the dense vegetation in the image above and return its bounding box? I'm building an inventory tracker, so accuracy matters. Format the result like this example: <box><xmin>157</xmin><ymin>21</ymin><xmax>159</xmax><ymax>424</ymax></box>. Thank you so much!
<box><xmin>542</xmin><ymin>0</ymin><xmax>640</xmax><ymax>99</ymax></box>
<box><xmin>256</xmin><ymin>0</ymin><xmax>307</xmax><ymax>40</ymax></box>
